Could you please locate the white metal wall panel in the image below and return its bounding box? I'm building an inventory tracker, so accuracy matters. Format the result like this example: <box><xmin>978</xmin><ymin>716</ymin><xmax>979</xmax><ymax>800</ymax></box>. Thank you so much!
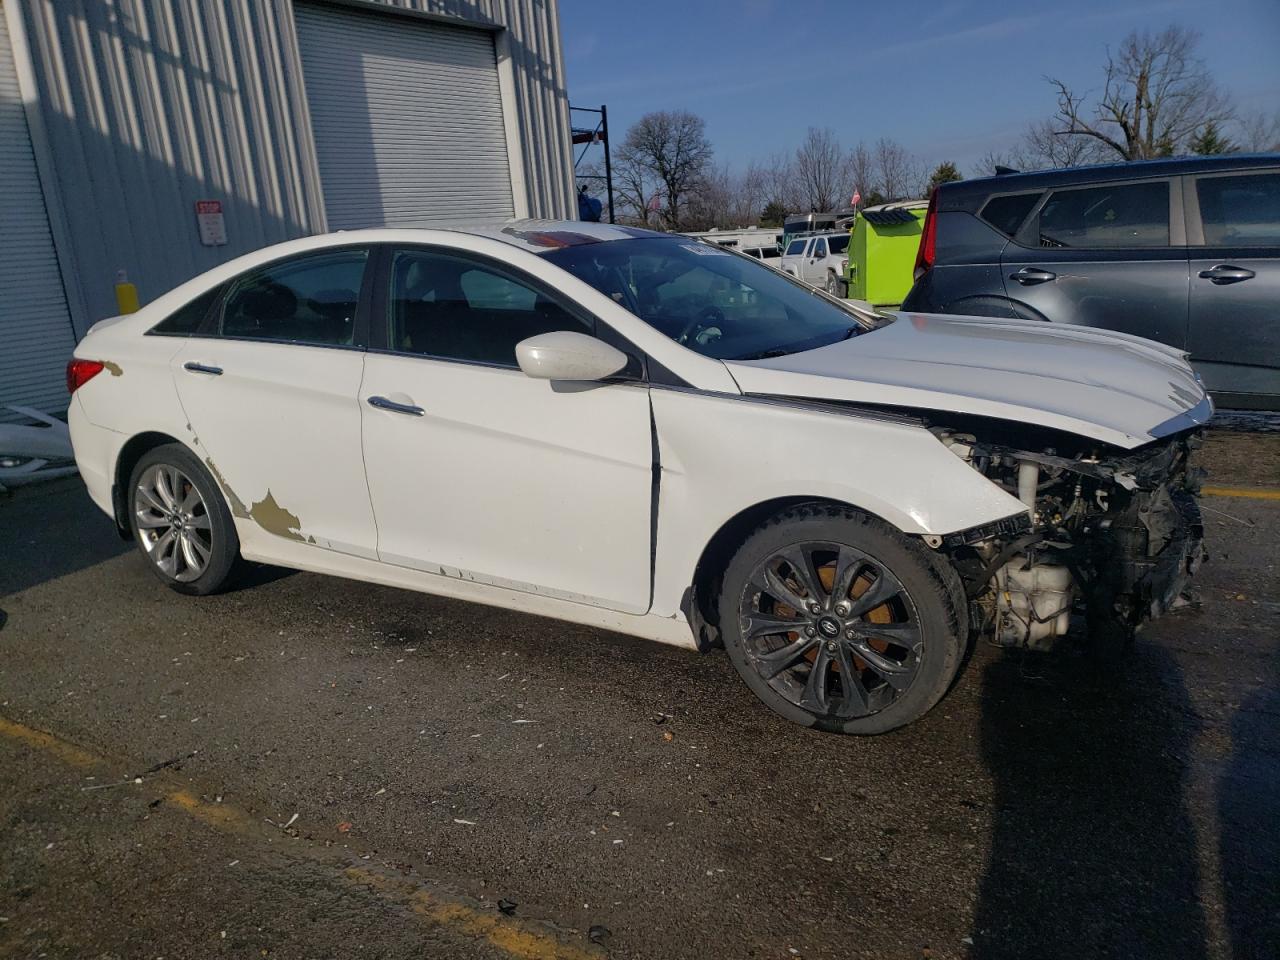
<box><xmin>294</xmin><ymin>2</ymin><xmax>515</xmax><ymax>228</ymax></box>
<box><xmin>0</xmin><ymin>4</ymin><xmax>75</xmax><ymax>417</ymax></box>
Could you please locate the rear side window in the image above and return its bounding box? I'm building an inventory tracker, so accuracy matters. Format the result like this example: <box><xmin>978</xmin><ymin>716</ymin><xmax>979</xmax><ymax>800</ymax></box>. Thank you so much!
<box><xmin>218</xmin><ymin>249</ymin><xmax>368</xmax><ymax>345</ymax></box>
<box><xmin>980</xmin><ymin>193</ymin><xmax>1040</xmax><ymax>238</ymax></box>
<box><xmin>150</xmin><ymin>286</ymin><xmax>221</xmax><ymax>336</ymax></box>
<box><xmin>828</xmin><ymin>235</ymin><xmax>850</xmax><ymax>254</ymax></box>
<box><xmin>1196</xmin><ymin>173</ymin><xmax>1280</xmax><ymax>246</ymax></box>
<box><xmin>1037</xmin><ymin>181</ymin><xmax>1170</xmax><ymax>248</ymax></box>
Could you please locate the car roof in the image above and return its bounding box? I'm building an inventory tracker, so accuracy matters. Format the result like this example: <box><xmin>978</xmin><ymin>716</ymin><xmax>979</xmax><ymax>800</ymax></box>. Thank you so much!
<box><xmin>385</xmin><ymin>218</ymin><xmax>670</xmax><ymax>254</ymax></box>
<box><xmin>936</xmin><ymin>152</ymin><xmax>1280</xmax><ymax>206</ymax></box>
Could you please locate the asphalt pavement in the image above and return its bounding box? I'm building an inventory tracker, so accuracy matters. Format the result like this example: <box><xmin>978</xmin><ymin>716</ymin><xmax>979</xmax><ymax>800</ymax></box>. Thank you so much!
<box><xmin>1</xmin><ymin>433</ymin><xmax>1276</xmax><ymax>960</ymax></box>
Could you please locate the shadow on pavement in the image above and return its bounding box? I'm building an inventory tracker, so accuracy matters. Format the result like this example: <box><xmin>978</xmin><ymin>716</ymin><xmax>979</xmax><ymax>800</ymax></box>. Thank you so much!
<box><xmin>972</xmin><ymin>642</ymin><xmax>1209</xmax><ymax>959</ymax></box>
<box><xmin>0</xmin><ymin>480</ymin><xmax>129</xmax><ymax>599</ymax></box>
<box><xmin>1218</xmin><ymin>652</ymin><xmax>1280</xmax><ymax>960</ymax></box>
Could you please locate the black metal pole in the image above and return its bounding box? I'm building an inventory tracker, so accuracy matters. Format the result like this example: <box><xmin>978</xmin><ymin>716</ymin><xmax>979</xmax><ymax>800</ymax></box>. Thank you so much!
<box><xmin>601</xmin><ymin>104</ymin><xmax>615</xmax><ymax>224</ymax></box>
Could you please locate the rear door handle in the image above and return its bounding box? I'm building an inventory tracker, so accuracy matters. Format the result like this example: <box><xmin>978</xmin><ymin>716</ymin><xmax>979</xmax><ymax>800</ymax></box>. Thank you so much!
<box><xmin>183</xmin><ymin>362</ymin><xmax>223</xmax><ymax>376</ymax></box>
<box><xmin>1198</xmin><ymin>264</ymin><xmax>1256</xmax><ymax>284</ymax></box>
<box><xmin>1010</xmin><ymin>267</ymin><xmax>1058</xmax><ymax>285</ymax></box>
<box><xmin>367</xmin><ymin>395</ymin><xmax>424</xmax><ymax>417</ymax></box>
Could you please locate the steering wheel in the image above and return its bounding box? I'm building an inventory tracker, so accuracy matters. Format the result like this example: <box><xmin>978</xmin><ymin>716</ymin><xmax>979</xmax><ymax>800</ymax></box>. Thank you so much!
<box><xmin>676</xmin><ymin>305</ymin><xmax>726</xmax><ymax>346</ymax></box>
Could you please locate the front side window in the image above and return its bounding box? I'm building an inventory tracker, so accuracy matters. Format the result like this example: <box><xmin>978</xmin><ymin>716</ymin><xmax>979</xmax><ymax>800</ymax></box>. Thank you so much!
<box><xmin>218</xmin><ymin>249</ymin><xmax>368</xmax><ymax>345</ymax></box>
<box><xmin>1037</xmin><ymin>181</ymin><xmax>1170</xmax><ymax>248</ymax></box>
<box><xmin>544</xmin><ymin>237</ymin><xmax>886</xmax><ymax>361</ymax></box>
<box><xmin>813</xmin><ymin>239</ymin><xmax>828</xmax><ymax>257</ymax></box>
<box><xmin>1197</xmin><ymin>173</ymin><xmax>1280</xmax><ymax>246</ymax></box>
<box><xmin>388</xmin><ymin>249</ymin><xmax>591</xmax><ymax>366</ymax></box>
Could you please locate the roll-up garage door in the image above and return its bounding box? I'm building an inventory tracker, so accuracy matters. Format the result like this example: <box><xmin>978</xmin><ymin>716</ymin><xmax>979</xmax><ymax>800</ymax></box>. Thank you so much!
<box><xmin>0</xmin><ymin>4</ymin><xmax>76</xmax><ymax>419</ymax></box>
<box><xmin>294</xmin><ymin>2</ymin><xmax>516</xmax><ymax>229</ymax></box>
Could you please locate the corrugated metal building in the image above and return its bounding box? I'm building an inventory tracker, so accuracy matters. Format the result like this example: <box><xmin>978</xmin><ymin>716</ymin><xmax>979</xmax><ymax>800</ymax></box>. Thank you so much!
<box><xmin>0</xmin><ymin>0</ymin><xmax>574</xmax><ymax>418</ymax></box>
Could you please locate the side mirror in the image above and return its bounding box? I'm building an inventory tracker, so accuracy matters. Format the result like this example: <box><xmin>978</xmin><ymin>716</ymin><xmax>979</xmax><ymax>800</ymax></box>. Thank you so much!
<box><xmin>515</xmin><ymin>331</ymin><xmax>628</xmax><ymax>382</ymax></box>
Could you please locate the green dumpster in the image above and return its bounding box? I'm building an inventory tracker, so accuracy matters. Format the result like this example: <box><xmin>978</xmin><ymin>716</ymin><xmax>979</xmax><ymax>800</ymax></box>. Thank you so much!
<box><xmin>844</xmin><ymin>200</ymin><xmax>928</xmax><ymax>308</ymax></box>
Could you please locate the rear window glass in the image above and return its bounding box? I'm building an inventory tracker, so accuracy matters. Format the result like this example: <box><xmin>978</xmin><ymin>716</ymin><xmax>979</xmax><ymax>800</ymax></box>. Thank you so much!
<box><xmin>1197</xmin><ymin>173</ymin><xmax>1280</xmax><ymax>247</ymax></box>
<box><xmin>149</xmin><ymin>286</ymin><xmax>221</xmax><ymax>336</ymax></box>
<box><xmin>828</xmin><ymin>235</ymin><xmax>850</xmax><ymax>254</ymax></box>
<box><xmin>980</xmin><ymin>193</ymin><xmax>1040</xmax><ymax>238</ymax></box>
<box><xmin>1037</xmin><ymin>181</ymin><xmax>1170</xmax><ymax>248</ymax></box>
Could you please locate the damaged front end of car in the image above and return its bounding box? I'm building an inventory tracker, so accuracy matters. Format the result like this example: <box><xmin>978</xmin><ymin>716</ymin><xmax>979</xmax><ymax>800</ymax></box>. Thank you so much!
<box><xmin>932</xmin><ymin>417</ymin><xmax>1207</xmax><ymax>651</ymax></box>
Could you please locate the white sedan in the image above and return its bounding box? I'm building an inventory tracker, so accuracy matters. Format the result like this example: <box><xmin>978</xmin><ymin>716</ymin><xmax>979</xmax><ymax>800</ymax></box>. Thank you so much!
<box><xmin>68</xmin><ymin>221</ymin><xmax>1210</xmax><ymax>733</ymax></box>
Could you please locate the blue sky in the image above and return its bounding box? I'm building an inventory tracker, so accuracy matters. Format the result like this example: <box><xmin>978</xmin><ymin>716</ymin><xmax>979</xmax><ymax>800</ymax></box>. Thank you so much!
<box><xmin>558</xmin><ymin>0</ymin><xmax>1280</xmax><ymax>177</ymax></box>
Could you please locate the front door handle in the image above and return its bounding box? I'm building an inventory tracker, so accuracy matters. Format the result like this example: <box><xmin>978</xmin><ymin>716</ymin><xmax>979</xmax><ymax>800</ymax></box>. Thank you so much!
<box><xmin>1198</xmin><ymin>264</ymin><xmax>1256</xmax><ymax>285</ymax></box>
<box><xmin>183</xmin><ymin>362</ymin><xmax>223</xmax><ymax>376</ymax></box>
<box><xmin>367</xmin><ymin>395</ymin><xmax>424</xmax><ymax>417</ymax></box>
<box><xmin>1010</xmin><ymin>267</ymin><xmax>1058</xmax><ymax>285</ymax></box>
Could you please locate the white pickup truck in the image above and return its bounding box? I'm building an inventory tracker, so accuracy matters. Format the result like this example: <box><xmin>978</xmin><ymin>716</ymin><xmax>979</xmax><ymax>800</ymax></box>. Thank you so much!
<box><xmin>779</xmin><ymin>231</ymin><xmax>850</xmax><ymax>295</ymax></box>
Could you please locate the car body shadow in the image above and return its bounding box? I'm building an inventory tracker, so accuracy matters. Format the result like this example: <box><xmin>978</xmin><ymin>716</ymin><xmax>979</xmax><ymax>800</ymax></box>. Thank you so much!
<box><xmin>971</xmin><ymin>641</ymin><xmax>1209</xmax><ymax>959</ymax></box>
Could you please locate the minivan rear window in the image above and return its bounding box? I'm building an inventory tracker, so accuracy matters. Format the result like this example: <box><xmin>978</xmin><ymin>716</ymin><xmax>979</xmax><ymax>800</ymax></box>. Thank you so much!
<box><xmin>980</xmin><ymin>193</ymin><xmax>1040</xmax><ymax>238</ymax></box>
<box><xmin>1037</xmin><ymin>181</ymin><xmax>1170</xmax><ymax>248</ymax></box>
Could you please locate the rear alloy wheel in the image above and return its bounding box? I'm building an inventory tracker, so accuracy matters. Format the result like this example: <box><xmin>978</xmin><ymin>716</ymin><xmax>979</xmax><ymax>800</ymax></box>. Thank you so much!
<box><xmin>128</xmin><ymin>444</ymin><xmax>241</xmax><ymax>596</ymax></box>
<box><xmin>719</xmin><ymin>505</ymin><xmax>964</xmax><ymax>734</ymax></box>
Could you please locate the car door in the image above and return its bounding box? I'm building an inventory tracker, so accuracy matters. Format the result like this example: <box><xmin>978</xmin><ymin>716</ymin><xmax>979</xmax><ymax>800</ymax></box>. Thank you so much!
<box><xmin>173</xmin><ymin>246</ymin><xmax>379</xmax><ymax>558</ymax></box>
<box><xmin>1185</xmin><ymin>168</ymin><xmax>1280</xmax><ymax>405</ymax></box>
<box><xmin>359</xmin><ymin>244</ymin><xmax>654</xmax><ymax>613</ymax></box>
<box><xmin>804</xmin><ymin>237</ymin><xmax>828</xmax><ymax>285</ymax></box>
<box><xmin>1000</xmin><ymin>178</ymin><xmax>1189</xmax><ymax>347</ymax></box>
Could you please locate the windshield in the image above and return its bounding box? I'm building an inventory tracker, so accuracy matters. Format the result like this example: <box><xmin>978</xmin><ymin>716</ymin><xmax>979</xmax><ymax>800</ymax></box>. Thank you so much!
<box><xmin>543</xmin><ymin>237</ymin><xmax>887</xmax><ymax>360</ymax></box>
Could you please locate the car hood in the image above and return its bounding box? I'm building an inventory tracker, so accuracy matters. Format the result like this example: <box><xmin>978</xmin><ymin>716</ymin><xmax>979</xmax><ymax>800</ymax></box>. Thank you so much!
<box><xmin>723</xmin><ymin>312</ymin><xmax>1212</xmax><ymax>449</ymax></box>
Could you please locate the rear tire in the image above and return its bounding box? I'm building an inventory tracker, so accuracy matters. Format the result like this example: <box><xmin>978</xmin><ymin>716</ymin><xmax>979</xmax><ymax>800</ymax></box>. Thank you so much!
<box><xmin>718</xmin><ymin>504</ymin><xmax>965</xmax><ymax>734</ymax></box>
<box><xmin>128</xmin><ymin>443</ymin><xmax>241</xmax><ymax>596</ymax></box>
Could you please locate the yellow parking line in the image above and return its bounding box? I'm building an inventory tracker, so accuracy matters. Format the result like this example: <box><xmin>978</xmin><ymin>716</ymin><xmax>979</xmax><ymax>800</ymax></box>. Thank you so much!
<box><xmin>0</xmin><ymin>714</ymin><xmax>600</xmax><ymax>960</ymax></box>
<box><xmin>1202</xmin><ymin>485</ymin><xmax>1280</xmax><ymax>501</ymax></box>
<box><xmin>0</xmin><ymin>715</ymin><xmax>99</xmax><ymax>769</ymax></box>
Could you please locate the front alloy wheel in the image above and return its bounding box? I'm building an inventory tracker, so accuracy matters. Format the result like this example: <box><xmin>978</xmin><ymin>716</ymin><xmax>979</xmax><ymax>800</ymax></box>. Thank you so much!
<box><xmin>739</xmin><ymin>541</ymin><xmax>922</xmax><ymax>719</ymax></box>
<box><xmin>719</xmin><ymin>505</ymin><xmax>964</xmax><ymax>734</ymax></box>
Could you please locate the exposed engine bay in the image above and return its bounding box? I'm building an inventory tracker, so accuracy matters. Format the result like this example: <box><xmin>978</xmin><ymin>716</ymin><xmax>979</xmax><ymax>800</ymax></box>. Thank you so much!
<box><xmin>931</xmin><ymin>418</ymin><xmax>1206</xmax><ymax>651</ymax></box>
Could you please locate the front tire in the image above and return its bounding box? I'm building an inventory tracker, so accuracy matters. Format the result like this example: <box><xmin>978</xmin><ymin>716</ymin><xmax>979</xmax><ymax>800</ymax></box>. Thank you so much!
<box><xmin>826</xmin><ymin>272</ymin><xmax>847</xmax><ymax>298</ymax></box>
<box><xmin>128</xmin><ymin>443</ymin><xmax>241</xmax><ymax>596</ymax></box>
<box><xmin>718</xmin><ymin>504</ymin><xmax>964</xmax><ymax>734</ymax></box>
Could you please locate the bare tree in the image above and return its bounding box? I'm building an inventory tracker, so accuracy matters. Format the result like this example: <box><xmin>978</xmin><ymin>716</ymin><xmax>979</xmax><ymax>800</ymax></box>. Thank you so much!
<box><xmin>1047</xmin><ymin>26</ymin><xmax>1231</xmax><ymax>160</ymax></box>
<box><xmin>615</xmin><ymin>110</ymin><xmax>714</xmax><ymax>231</ymax></box>
<box><xmin>757</xmin><ymin>151</ymin><xmax>800</xmax><ymax>212</ymax></box>
<box><xmin>794</xmin><ymin>127</ymin><xmax>848</xmax><ymax>212</ymax></box>
<box><xmin>874</xmin><ymin>138</ymin><xmax>922</xmax><ymax>200</ymax></box>
<box><xmin>847</xmin><ymin>142</ymin><xmax>875</xmax><ymax>208</ymax></box>
<box><xmin>1237</xmin><ymin>110</ymin><xmax>1280</xmax><ymax>152</ymax></box>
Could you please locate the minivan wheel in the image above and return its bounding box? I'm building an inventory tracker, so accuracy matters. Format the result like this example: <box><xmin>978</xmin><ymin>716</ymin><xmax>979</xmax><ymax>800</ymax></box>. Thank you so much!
<box><xmin>719</xmin><ymin>504</ymin><xmax>964</xmax><ymax>734</ymax></box>
<box><xmin>128</xmin><ymin>443</ymin><xmax>241</xmax><ymax>596</ymax></box>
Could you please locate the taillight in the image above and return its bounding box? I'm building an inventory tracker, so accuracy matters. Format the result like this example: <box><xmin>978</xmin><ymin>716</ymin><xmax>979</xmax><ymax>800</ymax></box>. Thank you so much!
<box><xmin>66</xmin><ymin>359</ymin><xmax>105</xmax><ymax>394</ymax></box>
<box><xmin>914</xmin><ymin>188</ymin><xmax>939</xmax><ymax>281</ymax></box>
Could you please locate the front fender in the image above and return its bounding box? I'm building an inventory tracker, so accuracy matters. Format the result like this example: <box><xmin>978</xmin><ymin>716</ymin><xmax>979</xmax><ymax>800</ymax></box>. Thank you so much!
<box><xmin>648</xmin><ymin>388</ymin><xmax>1025</xmax><ymax>618</ymax></box>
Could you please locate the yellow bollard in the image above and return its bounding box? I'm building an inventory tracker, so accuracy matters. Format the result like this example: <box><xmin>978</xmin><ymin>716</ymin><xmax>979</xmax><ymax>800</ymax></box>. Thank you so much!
<box><xmin>114</xmin><ymin>269</ymin><xmax>140</xmax><ymax>314</ymax></box>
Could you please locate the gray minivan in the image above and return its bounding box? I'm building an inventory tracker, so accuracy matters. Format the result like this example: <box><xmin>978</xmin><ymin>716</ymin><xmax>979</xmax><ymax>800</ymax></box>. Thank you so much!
<box><xmin>902</xmin><ymin>154</ymin><xmax>1280</xmax><ymax>409</ymax></box>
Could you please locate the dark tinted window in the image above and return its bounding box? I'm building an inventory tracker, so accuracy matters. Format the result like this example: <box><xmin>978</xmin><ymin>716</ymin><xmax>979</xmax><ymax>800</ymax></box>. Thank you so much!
<box><xmin>219</xmin><ymin>249</ymin><xmax>367</xmax><ymax>345</ymax></box>
<box><xmin>813</xmin><ymin>238</ymin><xmax>828</xmax><ymax>257</ymax></box>
<box><xmin>388</xmin><ymin>249</ymin><xmax>591</xmax><ymax>366</ymax></box>
<box><xmin>1197</xmin><ymin>173</ymin><xmax>1280</xmax><ymax>246</ymax></box>
<box><xmin>828</xmin><ymin>234</ymin><xmax>850</xmax><ymax>254</ymax></box>
<box><xmin>150</xmin><ymin>286</ymin><xmax>221</xmax><ymax>336</ymax></box>
<box><xmin>980</xmin><ymin>193</ymin><xmax>1040</xmax><ymax>237</ymax></box>
<box><xmin>1037</xmin><ymin>181</ymin><xmax>1169</xmax><ymax>248</ymax></box>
